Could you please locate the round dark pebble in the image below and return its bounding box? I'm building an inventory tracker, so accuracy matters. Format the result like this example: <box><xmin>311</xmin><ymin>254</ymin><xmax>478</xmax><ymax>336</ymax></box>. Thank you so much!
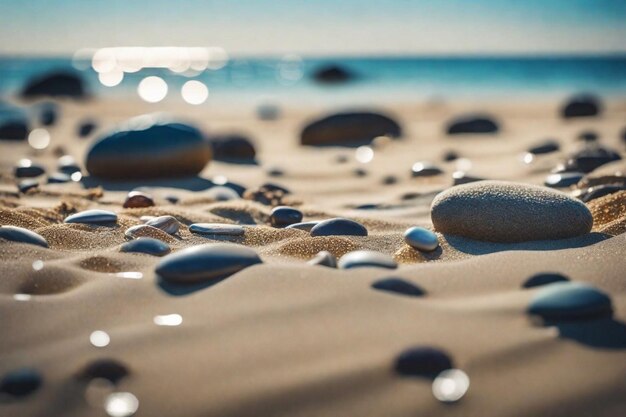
<box><xmin>121</xmin><ymin>237</ymin><xmax>170</xmax><ymax>256</ymax></box>
<box><xmin>522</xmin><ymin>273</ymin><xmax>570</xmax><ymax>289</ymax></box>
<box><xmin>57</xmin><ymin>155</ymin><xmax>81</xmax><ymax>175</ymax></box>
<box><xmin>0</xmin><ymin>368</ymin><xmax>43</xmax><ymax>397</ymax></box>
<box><xmin>310</xmin><ymin>218</ymin><xmax>367</xmax><ymax>237</ymax></box>
<box><xmin>443</xmin><ymin>150</ymin><xmax>459</xmax><ymax>162</ymax></box>
<box><xmin>14</xmin><ymin>159</ymin><xmax>45</xmax><ymax>178</ymax></box>
<box><xmin>76</xmin><ymin>359</ymin><xmax>129</xmax><ymax>384</ymax></box>
<box><xmin>372</xmin><ymin>278</ymin><xmax>425</xmax><ymax>297</ymax></box>
<box><xmin>528</xmin><ymin>140</ymin><xmax>560</xmax><ymax>155</ymax></box>
<box><xmin>578</xmin><ymin>131</ymin><xmax>598</xmax><ymax>143</ymax></box>
<box><xmin>411</xmin><ymin>162</ymin><xmax>443</xmax><ymax>177</ymax></box>
<box><xmin>527</xmin><ymin>282</ymin><xmax>613</xmax><ymax>320</ymax></box>
<box><xmin>270</xmin><ymin>206</ymin><xmax>303</xmax><ymax>227</ymax></box>
<box><xmin>123</xmin><ymin>191</ymin><xmax>155</xmax><ymax>209</ymax></box>
<box><xmin>394</xmin><ymin>347</ymin><xmax>453</xmax><ymax>377</ymax></box>
<box><xmin>562</xmin><ymin>146</ymin><xmax>621</xmax><ymax>174</ymax></box>
<box><xmin>78</xmin><ymin>120</ymin><xmax>97</xmax><ymax>138</ymax></box>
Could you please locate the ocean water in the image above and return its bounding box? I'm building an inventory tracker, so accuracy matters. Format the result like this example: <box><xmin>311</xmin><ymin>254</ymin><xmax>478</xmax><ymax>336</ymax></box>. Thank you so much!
<box><xmin>1</xmin><ymin>55</ymin><xmax>626</xmax><ymax>106</ymax></box>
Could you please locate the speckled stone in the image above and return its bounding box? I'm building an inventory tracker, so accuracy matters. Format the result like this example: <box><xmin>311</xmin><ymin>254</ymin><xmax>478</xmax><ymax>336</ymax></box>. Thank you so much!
<box><xmin>310</xmin><ymin>218</ymin><xmax>367</xmax><ymax>237</ymax></box>
<box><xmin>577</xmin><ymin>184</ymin><xmax>626</xmax><ymax>203</ymax></box>
<box><xmin>307</xmin><ymin>251</ymin><xmax>337</xmax><ymax>268</ymax></box>
<box><xmin>64</xmin><ymin>209</ymin><xmax>117</xmax><ymax>225</ymax></box>
<box><xmin>403</xmin><ymin>227</ymin><xmax>439</xmax><ymax>252</ymax></box>
<box><xmin>0</xmin><ymin>225</ymin><xmax>48</xmax><ymax>248</ymax></box>
<box><xmin>155</xmin><ymin>243</ymin><xmax>262</xmax><ymax>284</ymax></box>
<box><xmin>123</xmin><ymin>191</ymin><xmax>155</xmax><ymax>208</ymax></box>
<box><xmin>528</xmin><ymin>140</ymin><xmax>560</xmax><ymax>155</ymax></box>
<box><xmin>522</xmin><ymin>273</ymin><xmax>569</xmax><ymax>289</ymax></box>
<box><xmin>431</xmin><ymin>181</ymin><xmax>593</xmax><ymax>242</ymax></box>
<box><xmin>18</xmin><ymin>179</ymin><xmax>39</xmax><ymax>193</ymax></box>
<box><xmin>146</xmin><ymin>215</ymin><xmax>180</xmax><ymax>235</ymax></box>
<box><xmin>189</xmin><ymin>223</ymin><xmax>245</xmax><ymax>236</ymax></box>
<box><xmin>270</xmin><ymin>206</ymin><xmax>303</xmax><ymax>227</ymax></box>
<box><xmin>120</xmin><ymin>237</ymin><xmax>170</xmax><ymax>256</ymax></box>
<box><xmin>206</xmin><ymin>186</ymin><xmax>240</xmax><ymax>201</ymax></box>
<box><xmin>338</xmin><ymin>250</ymin><xmax>397</xmax><ymax>269</ymax></box>
<box><xmin>394</xmin><ymin>347</ymin><xmax>453</xmax><ymax>377</ymax></box>
<box><xmin>285</xmin><ymin>221</ymin><xmax>319</xmax><ymax>231</ymax></box>
<box><xmin>452</xmin><ymin>171</ymin><xmax>484</xmax><ymax>186</ymax></box>
<box><xmin>0</xmin><ymin>368</ymin><xmax>43</xmax><ymax>397</ymax></box>
<box><xmin>527</xmin><ymin>282</ymin><xmax>613</xmax><ymax>320</ymax></box>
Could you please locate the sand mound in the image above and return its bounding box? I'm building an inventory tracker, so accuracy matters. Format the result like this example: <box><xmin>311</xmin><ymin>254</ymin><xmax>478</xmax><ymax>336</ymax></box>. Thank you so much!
<box><xmin>588</xmin><ymin>190</ymin><xmax>626</xmax><ymax>232</ymax></box>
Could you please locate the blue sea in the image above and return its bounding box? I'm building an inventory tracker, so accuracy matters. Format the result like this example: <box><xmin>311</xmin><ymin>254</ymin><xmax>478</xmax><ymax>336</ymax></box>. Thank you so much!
<box><xmin>1</xmin><ymin>55</ymin><xmax>626</xmax><ymax>105</ymax></box>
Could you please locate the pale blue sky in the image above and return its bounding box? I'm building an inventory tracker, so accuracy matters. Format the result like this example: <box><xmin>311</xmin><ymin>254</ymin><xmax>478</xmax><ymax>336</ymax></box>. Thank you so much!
<box><xmin>1</xmin><ymin>0</ymin><xmax>625</xmax><ymax>56</ymax></box>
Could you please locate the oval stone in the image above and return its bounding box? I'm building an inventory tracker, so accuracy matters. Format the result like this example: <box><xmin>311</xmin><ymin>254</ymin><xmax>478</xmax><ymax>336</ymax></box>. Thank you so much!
<box><xmin>0</xmin><ymin>226</ymin><xmax>48</xmax><ymax>248</ymax></box>
<box><xmin>371</xmin><ymin>278</ymin><xmax>425</xmax><ymax>297</ymax></box>
<box><xmin>64</xmin><ymin>209</ymin><xmax>117</xmax><ymax>225</ymax></box>
<box><xmin>307</xmin><ymin>251</ymin><xmax>337</xmax><ymax>268</ymax></box>
<box><xmin>18</xmin><ymin>179</ymin><xmax>39</xmax><ymax>193</ymax></box>
<box><xmin>527</xmin><ymin>282</ymin><xmax>612</xmax><ymax>320</ymax></box>
<box><xmin>431</xmin><ymin>181</ymin><xmax>593</xmax><ymax>242</ymax></box>
<box><xmin>155</xmin><ymin>243</ymin><xmax>262</xmax><ymax>284</ymax></box>
<box><xmin>189</xmin><ymin>223</ymin><xmax>245</xmax><ymax>236</ymax></box>
<box><xmin>394</xmin><ymin>347</ymin><xmax>453</xmax><ymax>377</ymax></box>
<box><xmin>146</xmin><ymin>216</ymin><xmax>180</xmax><ymax>235</ymax></box>
<box><xmin>270</xmin><ymin>206</ymin><xmax>303</xmax><ymax>227</ymax></box>
<box><xmin>446</xmin><ymin>115</ymin><xmax>498</xmax><ymax>135</ymax></box>
<box><xmin>522</xmin><ymin>273</ymin><xmax>570</xmax><ymax>289</ymax></box>
<box><xmin>338</xmin><ymin>250</ymin><xmax>397</xmax><ymax>269</ymax></box>
<box><xmin>121</xmin><ymin>238</ymin><xmax>170</xmax><ymax>256</ymax></box>
<box><xmin>310</xmin><ymin>218</ymin><xmax>368</xmax><ymax>237</ymax></box>
<box><xmin>411</xmin><ymin>162</ymin><xmax>443</xmax><ymax>177</ymax></box>
<box><xmin>404</xmin><ymin>227</ymin><xmax>439</xmax><ymax>252</ymax></box>
<box><xmin>123</xmin><ymin>191</ymin><xmax>155</xmax><ymax>209</ymax></box>
<box><xmin>85</xmin><ymin>116</ymin><xmax>212</xmax><ymax>179</ymax></box>
<box><xmin>0</xmin><ymin>368</ymin><xmax>43</xmax><ymax>397</ymax></box>
<box><xmin>285</xmin><ymin>221</ymin><xmax>319</xmax><ymax>231</ymax></box>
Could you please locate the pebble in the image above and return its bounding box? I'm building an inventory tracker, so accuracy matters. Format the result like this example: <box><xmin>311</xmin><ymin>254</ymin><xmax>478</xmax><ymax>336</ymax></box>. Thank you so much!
<box><xmin>209</xmin><ymin>134</ymin><xmax>256</xmax><ymax>163</ymax></box>
<box><xmin>189</xmin><ymin>223</ymin><xmax>245</xmax><ymax>236</ymax></box>
<box><xmin>120</xmin><ymin>238</ymin><xmax>170</xmax><ymax>256</ymax></box>
<box><xmin>300</xmin><ymin>112</ymin><xmax>401</xmax><ymax>146</ymax></box>
<box><xmin>307</xmin><ymin>251</ymin><xmax>337</xmax><ymax>268</ymax></box>
<box><xmin>446</xmin><ymin>115</ymin><xmax>499</xmax><ymax>134</ymax></box>
<box><xmin>338</xmin><ymin>250</ymin><xmax>397</xmax><ymax>269</ymax></box>
<box><xmin>443</xmin><ymin>150</ymin><xmax>459</xmax><ymax>161</ymax></box>
<box><xmin>382</xmin><ymin>175</ymin><xmax>398</xmax><ymax>185</ymax></box>
<box><xmin>57</xmin><ymin>155</ymin><xmax>81</xmax><ymax>175</ymax></box>
<box><xmin>431</xmin><ymin>181</ymin><xmax>593</xmax><ymax>242</ymax></box>
<box><xmin>561</xmin><ymin>95</ymin><xmax>601</xmax><ymax>118</ymax></box>
<box><xmin>544</xmin><ymin>172</ymin><xmax>584</xmax><ymax>188</ymax></box>
<box><xmin>562</xmin><ymin>146</ymin><xmax>621</xmax><ymax>173</ymax></box>
<box><xmin>394</xmin><ymin>347</ymin><xmax>453</xmax><ymax>377</ymax></box>
<box><xmin>371</xmin><ymin>278</ymin><xmax>425</xmax><ymax>297</ymax></box>
<box><xmin>206</xmin><ymin>186</ymin><xmax>240</xmax><ymax>201</ymax></box>
<box><xmin>528</xmin><ymin>140</ymin><xmax>560</xmax><ymax>155</ymax></box>
<box><xmin>578</xmin><ymin>131</ymin><xmax>598</xmax><ymax>142</ymax></box>
<box><xmin>527</xmin><ymin>282</ymin><xmax>613</xmax><ymax>320</ymax></box>
<box><xmin>0</xmin><ymin>225</ymin><xmax>49</xmax><ymax>247</ymax></box>
<box><xmin>18</xmin><ymin>179</ymin><xmax>39</xmax><ymax>193</ymax></box>
<box><xmin>577</xmin><ymin>184</ymin><xmax>626</xmax><ymax>203</ymax></box>
<box><xmin>452</xmin><ymin>171</ymin><xmax>484</xmax><ymax>186</ymax></box>
<box><xmin>64</xmin><ymin>209</ymin><xmax>117</xmax><ymax>225</ymax></box>
<box><xmin>47</xmin><ymin>172</ymin><xmax>71</xmax><ymax>184</ymax></box>
<box><xmin>310</xmin><ymin>218</ymin><xmax>368</xmax><ymax>237</ymax></box>
<box><xmin>85</xmin><ymin>115</ymin><xmax>211</xmax><ymax>179</ymax></box>
<box><xmin>0</xmin><ymin>103</ymin><xmax>29</xmax><ymax>140</ymax></box>
<box><xmin>411</xmin><ymin>162</ymin><xmax>443</xmax><ymax>177</ymax></box>
<box><xmin>123</xmin><ymin>191</ymin><xmax>155</xmax><ymax>209</ymax></box>
<box><xmin>77</xmin><ymin>359</ymin><xmax>128</xmax><ymax>384</ymax></box>
<box><xmin>155</xmin><ymin>243</ymin><xmax>262</xmax><ymax>284</ymax></box>
<box><xmin>403</xmin><ymin>227</ymin><xmax>439</xmax><ymax>252</ymax></box>
<box><xmin>146</xmin><ymin>216</ymin><xmax>180</xmax><ymax>235</ymax></box>
<box><xmin>0</xmin><ymin>368</ymin><xmax>43</xmax><ymax>397</ymax></box>
<box><xmin>270</xmin><ymin>206</ymin><xmax>303</xmax><ymax>227</ymax></box>
<box><xmin>522</xmin><ymin>273</ymin><xmax>569</xmax><ymax>289</ymax></box>
<box><xmin>14</xmin><ymin>159</ymin><xmax>45</xmax><ymax>178</ymax></box>
<box><xmin>285</xmin><ymin>221</ymin><xmax>319</xmax><ymax>232</ymax></box>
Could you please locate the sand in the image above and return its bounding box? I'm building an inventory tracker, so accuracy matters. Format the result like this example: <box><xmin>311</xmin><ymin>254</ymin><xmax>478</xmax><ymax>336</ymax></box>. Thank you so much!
<box><xmin>1</xmin><ymin>96</ymin><xmax>626</xmax><ymax>416</ymax></box>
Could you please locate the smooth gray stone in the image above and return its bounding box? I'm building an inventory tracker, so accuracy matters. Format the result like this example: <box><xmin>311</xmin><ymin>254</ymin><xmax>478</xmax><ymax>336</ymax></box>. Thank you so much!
<box><xmin>270</xmin><ymin>206</ymin><xmax>303</xmax><ymax>227</ymax></box>
<box><xmin>0</xmin><ymin>368</ymin><xmax>43</xmax><ymax>397</ymax></box>
<box><xmin>155</xmin><ymin>243</ymin><xmax>262</xmax><ymax>284</ymax></box>
<box><xmin>146</xmin><ymin>216</ymin><xmax>180</xmax><ymax>235</ymax></box>
<box><xmin>394</xmin><ymin>347</ymin><xmax>453</xmax><ymax>376</ymax></box>
<box><xmin>338</xmin><ymin>250</ymin><xmax>397</xmax><ymax>269</ymax></box>
<box><xmin>310</xmin><ymin>218</ymin><xmax>368</xmax><ymax>237</ymax></box>
<box><xmin>0</xmin><ymin>226</ymin><xmax>48</xmax><ymax>248</ymax></box>
<box><xmin>527</xmin><ymin>282</ymin><xmax>612</xmax><ymax>320</ymax></box>
<box><xmin>14</xmin><ymin>160</ymin><xmax>45</xmax><ymax>178</ymax></box>
<box><xmin>285</xmin><ymin>221</ymin><xmax>319</xmax><ymax>231</ymax></box>
<box><xmin>189</xmin><ymin>223</ymin><xmax>245</xmax><ymax>236</ymax></box>
<box><xmin>300</xmin><ymin>112</ymin><xmax>401</xmax><ymax>147</ymax></box>
<box><xmin>123</xmin><ymin>191</ymin><xmax>154</xmax><ymax>208</ymax></box>
<box><xmin>120</xmin><ymin>237</ymin><xmax>170</xmax><ymax>256</ymax></box>
<box><xmin>431</xmin><ymin>181</ymin><xmax>593</xmax><ymax>242</ymax></box>
<box><xmin>307</xmin><ymin>251</ymin><xmax>337</xmax><ymax>268</ymax></box>
<box><xmin>64</xmin><ymin>209</ymin><xmax>117</xmax><ymax>224</ymax></box>
<box><xmin>372</xmin><ymin>278</ymin><xmax>425</xmax><ymax>297</ymax></box>
<box><xmin>18</xmin><ymin>179</ymin><xmax>39</xmax><ymax>193</ymax></box>
<box><xmin>403</xmin><ymin>227</ymin><xmax>439</xmax><ymax>252</ymax></box>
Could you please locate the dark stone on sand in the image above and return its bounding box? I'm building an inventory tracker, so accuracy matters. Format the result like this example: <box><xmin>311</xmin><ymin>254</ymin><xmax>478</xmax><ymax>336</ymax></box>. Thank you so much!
<box><xmin>394</xmin><ymin>347</ymin><xmax>453</xmax><ymax>377</ymax></box>
<box><xmin>64</xmin><ymin>209</ymin><xmax>117</xmax><ymax>225</ymax></box>
<box><xmin>578</xmin><ymin>184</ymin><xmax>626</xmax><ymax>203</ymax></box>
<box><xmin>544</xmin><ymin>172</ymin><xmax>584</xmax><ymax>188</ymax></box>
<box><xmin>372</xmin><ymin>278</ymin><xmax>425</xmax><ymax>297</ymax></box>
<box><xmin>210</xmin><ymin>134</ymin><xmax>256</xmax><ymax>164</ymax></box>
<box><xmin>85</xmin><ymin>116</ymin><xmax>212</xmax><ymax>180</ymax></box>
<box><xmin>312</xmin><ymin>64</ymin><xmax>353</xmax><ymax>84</ymax></box>
<box><xmin>57</xmin><ymin>155</ymin><xmax>81</xmax><ymax>175</ymax></box>
<box><xmin>146</xmin><ymin>216</ymin><xmax>180</xmax><ymax>235</ymax></box>
<box><xmin>452</xmin><ymin>171</ymin><xmax>484</xmax><ymax>186</ymax></box>
<box><xmin>338</xmin><ymin>250</ymin><xmax>397</xmax><ymax>269</ymax></box>
<box><xmin>562</xmin><ymin>146</ymin><xmax>621</xmax><ymax>173</ymax></box>
<box><xmin>527</xmin><ymin>282</ymin><xmax>612</xmax><ymax>320</ymax></box>
<box><xmin>307</xmin><ymin>251</ymin><xmax>337</xmax><ymax>268</ymax></box>
<box><xmin>443</xmin><ymin>150</ymin><xmax>459</xmax><ymax>161</ymax></box>
<box><xmin>528</xmin><ymin>140</ymin><xmax>560</xmax><ymax>155</ymax></box>
<box><xmin>14</xmin><ymin>160</ymin><xmax>45</xmax><ymax>178</ymax></box>
<box><xmin>78</xmin><ymin>120</ymin><xmax>97</xmax><ymax>138</ymax></box>
<box><xmin>20</xmin><ymin>71</ymin><xmax>87</xmax><ymax>99</ymax></box>
<box><xmin>47</xmin><ymin>172</ymin><xmax>71</xmax><ymax>184</ymax></box>
<box><xmin>77</xmin><ymin>359</ymin><xmax>128</xmax><ymax>384</ymax></box>
<box><xmin>411</xmin><ymin>162</ymin><xmax>443</xmax><ymax>177</ymax></box>
<box><xmin>382</xmin><ymin>175</ymin><xmax>398</xmax><ymax>185</ymax></box>
<box><xmin>0</xmin><ymin>225</ymin><xmax>48</xmax><ymax>248</ymax></box>
<box><xmin>285</xmin><ymin>221</ymin><xmax>319</xmax><ymax>232</ymax></box>
<box><xmin>301</xmin><ymin>112</ymin><xmax>401</xmax><ymax>147</ymax></box>
<box><xmin>404</xmin><ymin>227</ymin><xmax>439</xmax><ymax>252</ymax></box>
<box><xmin>155</xmin><ymin>243</ymin><xmax>262</xmax><ymax>284</ymax></box>
<box><xmin>431</xmin><ymin>181</ymin><xmax>593</xmax><ymax>242</ymax></box>
<box><xmin>561</xmin><ymin>95</ymin><xmax>601</xmax><ymax>118</ymax></box>
<box><xmin>121</xmin><ymin>237</ymin><xmax>170</xmax><ymax>256</ymax></box>
<box><xmin>243</xmin><ymin>183</ymin><xmax>290</xmax><ymax>206</ymax></box>
<box><xmin>353</xmin><ymin>168</ymin><xmax>368</xmax><ymax>177</ymax></box>
<box><xmin>0</xmin><ymin>368</ymin><xmax>43</xmax><ymax>397</ymax></box>
<box><xmin>0</xmin><ymin>104</ymin><xmax>29</xmax><ymax>140</ymax></box>
<box><xmin>123</xmin><ymin>191</ymin><xmax>155</xmax><ymax>208</ymax></box>
<box><xmin>257</xmin><ymin>103</ymin><xmax>280</xmax><ymax>121</ymax></box>
<box><xmin>18</xmin><ymin>179</ymin><xmax>39</xmax><ymax>194</ymax></box>
<box><xmin>578</xmin><ymin>131</ymin><xmax>598</xmax><ymax>143</ymax></box>
<box><xmin>310</xmin><ymin>218</ymin><xmax>368</xmax><ymax>237</ymax></box>
<box><xmin>270</xmin><ymin>206</ymin><xmax>303</xmax><ymax>227</ymax></box>
<box><xmin>446</xmin><ymin>115</ymin><xmax>498</xmax><ymax>135</ymax></box>
<box><xmin>36</xmin><ymin>102</ymin><xmax>58</xmax><ymax>126</ymax></box>
<box><xmin>522</xmin><ymin>273</ymin><xmax>570</xmax><ymax>289</ymax></box>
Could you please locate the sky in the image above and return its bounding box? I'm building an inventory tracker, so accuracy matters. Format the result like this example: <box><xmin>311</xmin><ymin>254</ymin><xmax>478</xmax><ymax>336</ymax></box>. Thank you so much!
<box><xmin>0</xmin><ymin>0</ymin><xmax>625</xmax><ymax>56</ymax></box>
